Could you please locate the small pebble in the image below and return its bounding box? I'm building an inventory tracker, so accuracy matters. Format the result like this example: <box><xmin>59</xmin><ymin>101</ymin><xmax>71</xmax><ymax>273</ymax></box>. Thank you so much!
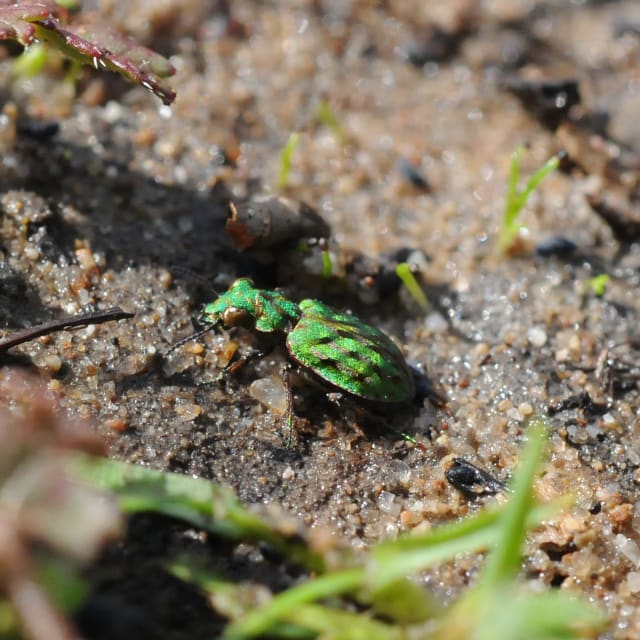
<box><xmin>396</xmin><ymin>157</ymin><xmax>430</xmax><ymax>190</ymax></box>
<box><xmin>186</xmin><ymin>342</ymin><xmax>205</xmax><ymax>355</ymax></box>
<box><xmin>388</xmin><ymin>459</ymin><xmax>412</xmax><ymax>486</ymax></box>
<box><xmin>42</xmin><ymin>355</ymin><xmax>62</xmax><ymax>374</ymax></box>
<box><xmin>527</xmin><ymin>326</ymin><xmax>548</xmax><ymax>348</ymax></box>
<box><xmin>249</xmin><ymin>376</ymin><xmax>288</xmax><ymax>414</ymax></box>
<box><xmin>106</xmin><ymin>418</ymin><xmax>128</xmax><ymax>432</ymax></box>
<box><xmin>517</xmin><ymin>402</ymin><xmax>534</xmax><ymax>417</ymax></box>
<box><xmin>626</xmin><ymin>572</ymin><xmax>640</xmax><ymax>593</ymax></box>
<box><xmin>76</xmin><ymin>247</ymin><xmax>97</xmax><ymax>272</ymax></box>
<box><xmin>282</xmin><ymin>466</ymin><xmax>295</xmax><ymax>481</ymax></box>
<box><xmin>616</xmin><ymin>534</ymin><xmax>640</xmax><ymax>566</ymax></box>
<box><xmin>378</xmin><ymin>491</ymin><xmax>401</xmax><ymax>516</ymax></box>
<box><xmin>174</xmin><ymin>402</ymin><xmax>203</xmax><ymax>422</ymax></box>
<box><xmin>535</xmin><ymin>236</ymin><xmax>577</xmax><ymax>258</ymax></box>
<box><xmin>24</xmin><ymin>246</ymin><xmax>40</xmax><ymax>260</ymax></box>
<box><xmin>159</xmin><ymin>270</ymin><xmax>173</xmax><ymax>289</ymax></box>
<box><xmin>424</xmin><ymin>312</ymin><xmax>448</xmax><ymax>333</ymax></box>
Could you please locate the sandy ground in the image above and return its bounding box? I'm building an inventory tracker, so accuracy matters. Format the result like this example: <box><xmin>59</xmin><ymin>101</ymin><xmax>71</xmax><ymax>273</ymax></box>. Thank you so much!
<box><xmin>3</xmin><ymin>1</ymin><xmax>640</xmax><ymax>637</ymax></box>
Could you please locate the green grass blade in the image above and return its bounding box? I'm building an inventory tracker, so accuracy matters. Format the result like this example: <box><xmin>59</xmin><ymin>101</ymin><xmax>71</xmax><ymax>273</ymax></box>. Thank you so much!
<box><xmin>586</xmin><ymin>273</ymin><xmax>609</xmax><ymax>297</ymax></box>
<box><xmin>520</xmin><ymin>153</ymin><xmax>561</xmax><ymax>208</ymax></box>
<box><xmin>72</xmin><ymin>457</ymin><xmax>325</xmax><ymax>571</ymax></box>
<box><xmin>285</xmin><ymin>604</ymin><xmax>398</xmax><ymax>640</ymax></box>
<box><xmin>54</xmin><ymin>0</ymin><xmax>80</xmax><ymax>7</ymax></box>
<box><xmin>222</xmin><ymin>570</ymin><xmax>364</xmax><ymax>640</ymax></box>
<box><xmin>498</xmin><ymin>149</ymin><xmax>560</xmax><ymax>254</ymax></box>
<box><xmin>395</xmin><ymin>262</ymin><xmax>428</xmax><ymax>309</ymax></box>
<box><xmin>478</xmin><ymin>416</ymin><xmax>548</xmax><ymax>587</ymax></box>
<box><xmin>277</xmin><ymin>132</ymin><xmax>301</xmax><ymax>189</ymax></box>
<box><xmin>321</xmin><ymin>249</ymin><xmax>334</xmax><ymax>278</ymax></box>
<box><xmin>432</xmin><ymin>418</ymin><xmax>605</xmax><ymax>640</ymax></box>
<box><xmin>369</xmin><ymin>499</ymin><xmax>560</xmax><ymax>589</ymax></box>
<box><xmin>12</xmin><ymin>43</ymin><xmax>49</xmax><ymax>77</ymax></box>
<box><xmin>504</xmin><ymin>146</ymin><xmax>524</xmax><ymax>229</ymax></box>
<box><xmin>485</xmin><ymin>590</ymin><xmax>606</xmax><ymax>640</ymax></box>
<box><xmin>316</xmin><ymin>99</ymin><xmax>346</xmax><ymax>142</ymax></box>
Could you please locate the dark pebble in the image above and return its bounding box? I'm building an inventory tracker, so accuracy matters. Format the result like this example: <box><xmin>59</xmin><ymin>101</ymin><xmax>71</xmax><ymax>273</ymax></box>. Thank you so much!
<box><xmin>535</xmin><ymin>236</ymin><xmax>577</xmax><ymax>258</ymax></box>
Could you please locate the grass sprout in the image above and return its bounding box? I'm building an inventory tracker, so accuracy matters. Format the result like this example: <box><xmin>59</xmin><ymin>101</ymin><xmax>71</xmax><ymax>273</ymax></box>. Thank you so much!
<box><xmin>316</xmin><ymin>99</ymin><xmax>346</xmax><ymax>142</ymax></box>
<box><xmin>586</xmin><ymin>273</ymin><xmax>610</xmax><ymax>297</ymax></box>
<box><xmin>12</xmin><ymin>42</ymin><xmax>49</xmax><ymax>77</ymax></box>
<box><xmin>395</xmin><ymin>262</ymin><xmax>428</xmax><ymax>309</ymax></box>
<box><xmin>321</xmin><ymin>249</ymin><xmax>333</xmax><ymax>278</ymax></box>
<box><xmin>499</xmin><ymin>148</ymin><xmax>561</xmax><ymax>254</ymax></box>
<box><xmin>277</xmin><ymin>132</ymin><xmax>301</xmax><ymax>190</ymax></box>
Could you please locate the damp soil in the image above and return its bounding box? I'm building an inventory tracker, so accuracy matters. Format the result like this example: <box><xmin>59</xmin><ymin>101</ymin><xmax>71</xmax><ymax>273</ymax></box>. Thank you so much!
<box><xmin>3</xmin><ymin>1</ymin><xmax>640</xmax><ymax>638</ymax></box>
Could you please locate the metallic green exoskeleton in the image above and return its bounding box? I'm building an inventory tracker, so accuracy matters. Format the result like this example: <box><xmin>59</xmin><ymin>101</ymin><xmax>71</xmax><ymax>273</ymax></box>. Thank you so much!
<box><xmin>202</xmin><ymin>278</ymin><xmax>415</xmax><ymax>405</ymax></box>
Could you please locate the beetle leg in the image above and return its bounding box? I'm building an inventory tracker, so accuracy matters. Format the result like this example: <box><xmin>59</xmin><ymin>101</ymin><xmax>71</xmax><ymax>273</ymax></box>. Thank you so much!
<box><xmin>280</xmin><ymin>363</ymin><xmax>295</xmax><ymax>447</ymax></box>
<box><xmin>212</xmin><ymin>347</ymin><xmax>266</xmax><ymax>383</ymax></box>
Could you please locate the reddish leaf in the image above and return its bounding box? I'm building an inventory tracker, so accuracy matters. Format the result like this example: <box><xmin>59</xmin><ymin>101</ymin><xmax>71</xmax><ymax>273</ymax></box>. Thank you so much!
<box><xmin>0</xmin><ymin>1</ymin><xmax>176</xmax><ymax>104</ymax></box>
<box><xmin>0</xmin><ymin>0</ymin><xmax>57</xmax><ymax>44</ymax></box>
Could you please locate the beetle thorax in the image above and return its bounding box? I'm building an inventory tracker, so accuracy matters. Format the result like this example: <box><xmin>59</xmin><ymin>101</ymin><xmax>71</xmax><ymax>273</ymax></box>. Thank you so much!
<box><xmin>203</xmin><ymin>279</ymin><xmax>301</xmax><ymax>334</ymax></box>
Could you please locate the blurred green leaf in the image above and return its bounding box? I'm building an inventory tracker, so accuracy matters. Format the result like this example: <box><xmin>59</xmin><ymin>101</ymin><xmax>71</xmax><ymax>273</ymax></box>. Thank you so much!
<box><xmin>586</xmin><ymin>274</ymin><xmax>609</xmax><ymax>297</ymax></box>
<box><xmin>76</xmin><ymin>425</ymin><xmax>605</xmax><ymax>640</ymax></box>
<box><xmin>34</xmin><ymin>554</ymin><xmax>88</xmax><ymax>612</ymax></box>
<box><xmin>316</xmin><ymin>99</ymin><xmax>346</xmax><ymax>142</ymax></box>
<box><xmin>222</xmin><ymin>569</ymin><xmax>363</xmax><ymax>639</ymax></box>
<box><xmin>478</xmin><ymin>416</ymin><xmax>547</xmax><ymax>588</ymax></box>
<box><xmin>365</xmin><ymin>577</ymin><xmax>441</xmax><ymax>624</ymax></box>
<box><xmin>277</xmin><ymin>132</ymin><xmax>301</xmax><ymax>190</ymax></box>
<box><xmin>73</xmin><ymin>456</ymin><xmax>325</xmax><ymax>571</ymax></box>
<box><xmin>12</xmin><ymin>42</ymin><xmax>49</xmax><ymax>77</ymax></box>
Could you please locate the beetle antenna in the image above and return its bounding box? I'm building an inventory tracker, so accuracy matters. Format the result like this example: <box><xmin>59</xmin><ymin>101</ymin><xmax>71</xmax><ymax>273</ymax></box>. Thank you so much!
<box><xmin>164</xmin><ymin>323</ymin><xmax>217</xmax><ymax>357</ymax></box>
<box><xmin>169</xmin><ymin>266</ymin><xmax>224</xmax><ymax>299</ymax></box>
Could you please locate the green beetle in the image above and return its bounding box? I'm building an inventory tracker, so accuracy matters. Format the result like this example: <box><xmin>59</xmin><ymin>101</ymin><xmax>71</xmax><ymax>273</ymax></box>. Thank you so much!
<box><xmin>203</xmin><ymin>277</ymin><xmax>415</xmax><ymax>397</ymax></box>
<box><xmin>179</xmin><ymin>278</ymin><xmax>417</xmax><ymax>440</ymax></box>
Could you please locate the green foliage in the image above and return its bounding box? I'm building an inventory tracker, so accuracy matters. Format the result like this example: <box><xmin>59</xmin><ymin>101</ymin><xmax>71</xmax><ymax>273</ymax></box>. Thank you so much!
<box><xmin>499</xmin><ymin>148</ymin><xmax>561</xmax><ymax>254</ymax></box>
<box><xmin>316</xmin><ymin>98</ymin><xmax>346</xmax><ymax>142</ymax></box>
<box><xmin>321</xmin><ymin>248</ymin><xmax>333</xmax><ymax>278</ymax></box>
<box><xmin>277</xmin><ymin>132</ymin><xmax>301</xmax><ymax>189</ymax></box>
<box><xmin>80</xmin><ymin>416</ymin><xmax>604</xmax><ymax>640</ymax></box>
<box><xmin>35</xmin><ymin>554</ymin><xmax>88</xmax><ymax>612</ymax></box>
<box><xmin>395</xmin><ymin>262</ymin><xmax>428</xmax><ymax>309</ymax></box>
<box><xmin>73</xmin><ymin>456</ymin><xmax>325</xmax><ymax>572</ymax></box>
<box><xmin>12</xmin><ymin>42</ymin><xmax>48</xmax><ymax>76</ymax></box>
<box><xmin>586</xmin><ymin>273</ymin><xmax>609</xmax><ymax>297</ymax></box>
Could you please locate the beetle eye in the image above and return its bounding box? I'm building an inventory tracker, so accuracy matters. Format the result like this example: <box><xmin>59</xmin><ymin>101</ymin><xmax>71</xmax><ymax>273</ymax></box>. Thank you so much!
<box><xmin>222</xmin><ymin>307</ymin><xmax>251</xmax><ymax>328</ymax></box>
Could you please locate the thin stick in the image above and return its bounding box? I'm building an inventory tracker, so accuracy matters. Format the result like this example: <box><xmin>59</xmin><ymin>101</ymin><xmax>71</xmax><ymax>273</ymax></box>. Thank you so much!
<box><xmin>0</xmin><ymin>307</ymin><xmax>134</xmax><ymax>352</ymax></box>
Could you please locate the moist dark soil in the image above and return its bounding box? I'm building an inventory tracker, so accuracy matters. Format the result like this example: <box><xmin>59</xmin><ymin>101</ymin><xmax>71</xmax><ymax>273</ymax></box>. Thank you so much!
<box><xmin>3</xmin><ymin>1</ymin><xmax>640</xmax><ymax>638</ymax></box>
